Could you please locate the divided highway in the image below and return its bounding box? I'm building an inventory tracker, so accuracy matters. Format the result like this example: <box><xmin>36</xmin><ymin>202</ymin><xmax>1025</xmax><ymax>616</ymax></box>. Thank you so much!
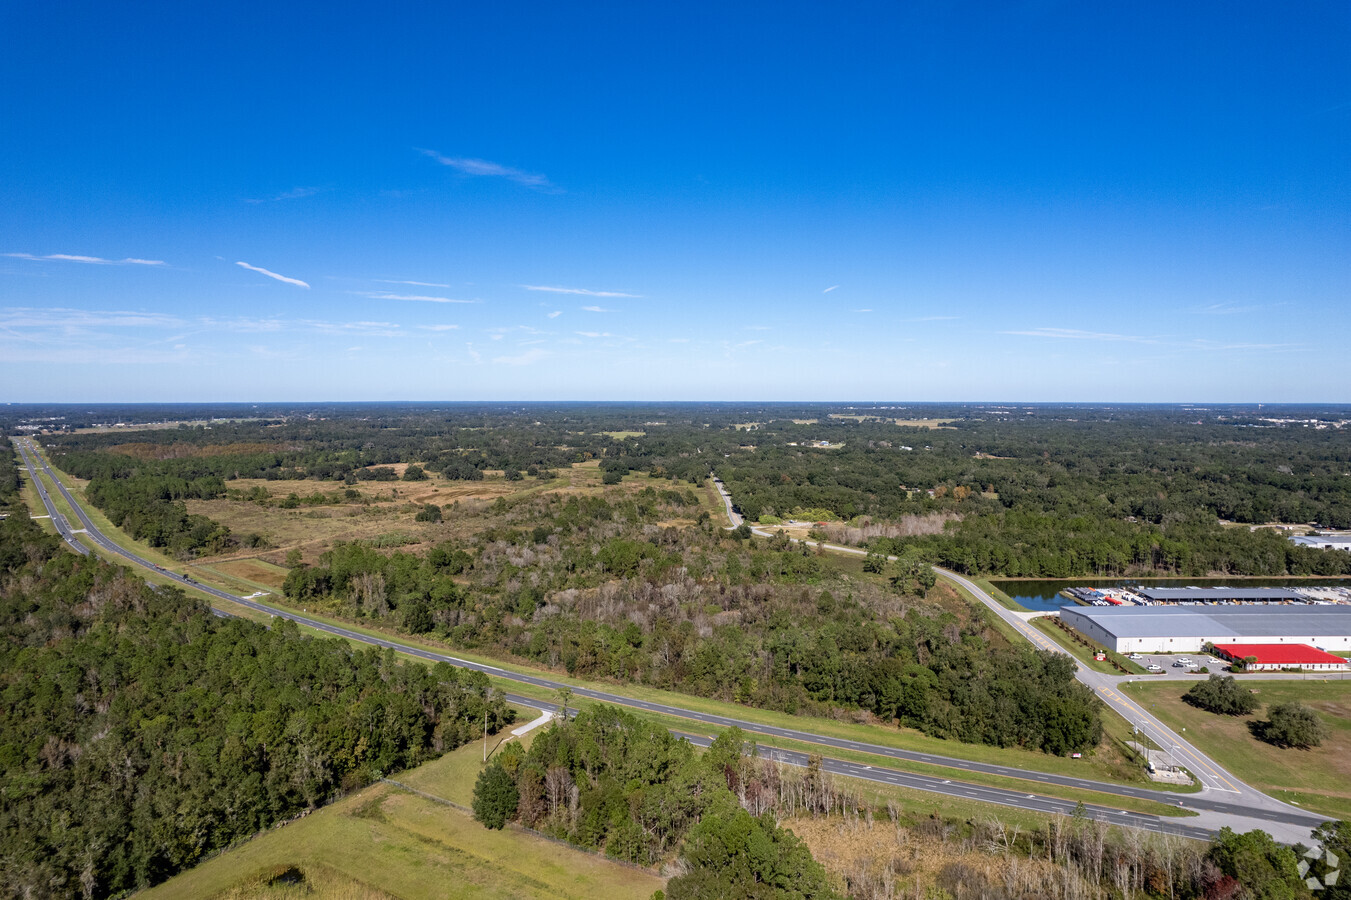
<box><xmin>12</xmin><ymin>440</ymin><xmax>1331</xmax><ymax>842</ymax></box>
<box><xmin>15</xmin><ymin>439</ymin><xmax>88</xmax><ymax>555</ymax></box>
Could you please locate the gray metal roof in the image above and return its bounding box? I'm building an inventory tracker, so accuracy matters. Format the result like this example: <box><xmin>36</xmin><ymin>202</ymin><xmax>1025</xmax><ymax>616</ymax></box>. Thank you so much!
<box><xmin>1291</xmin><ymin>535</ymin><xmax>1351</xmax><ymax>547</ymax></box>
<box><xmin>1134</xmin><ymin>587</ymin><xmax>1305</xmax><ymax>602</ymax></box>
<box><xmin>1059</xmin><ymin>604</ymin><xmax>1351</xmax><ymax>639</ymax></box>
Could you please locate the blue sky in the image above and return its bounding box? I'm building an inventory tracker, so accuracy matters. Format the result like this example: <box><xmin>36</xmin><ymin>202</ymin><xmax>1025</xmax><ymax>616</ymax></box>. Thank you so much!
<box><xmin>2</xmin><ymin>2</ymin><xmax>1348</xmax><ymax>402</ymax></box>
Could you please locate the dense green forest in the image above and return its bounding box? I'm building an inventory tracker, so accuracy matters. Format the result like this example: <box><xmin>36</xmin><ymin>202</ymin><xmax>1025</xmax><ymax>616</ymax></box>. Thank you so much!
<box><xmin>473</xmin><ymin>707</ymin><xmax>840</xmax><ymax>897</ymax></box>
<box><xmin>18</xmin><ymin>402</ymin><xmax>1351</xmax><ymax>575</ymax></box>
<box><xmin>281</xmin><ymin>489</ymin><xmax>1103</xmax><ymax>754</ymax></box>
<box><xmin>0</xmin><ymin>508</ymin><xmax>510</xmax><ymax>898</ymax></box>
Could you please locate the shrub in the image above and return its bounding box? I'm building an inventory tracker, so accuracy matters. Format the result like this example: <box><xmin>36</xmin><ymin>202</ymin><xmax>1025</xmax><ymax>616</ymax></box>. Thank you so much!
<box><xmin>1254</xmin><ymin>702</ymin><xmax>1326</xmax><ymax>749</ymax></box>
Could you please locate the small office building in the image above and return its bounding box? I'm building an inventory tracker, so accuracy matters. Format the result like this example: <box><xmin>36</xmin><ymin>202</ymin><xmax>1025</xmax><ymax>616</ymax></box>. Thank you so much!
<box><xmin>1210</xmin><ymin>643</ymin><xmax>1349</xmax><ymax>672</ymax></box>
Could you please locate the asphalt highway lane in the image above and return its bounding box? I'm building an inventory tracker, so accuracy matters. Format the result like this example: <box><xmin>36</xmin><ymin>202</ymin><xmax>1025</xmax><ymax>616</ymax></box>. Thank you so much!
<box><xmin>14</xmin><ymin>438</ymin><xmax>88</xmax><ymax>555</ymax></box>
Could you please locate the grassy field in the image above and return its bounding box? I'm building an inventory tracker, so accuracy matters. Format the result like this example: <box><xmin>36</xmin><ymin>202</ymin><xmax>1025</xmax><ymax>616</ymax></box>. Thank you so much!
<box><xmin>184</xmin><ymin>462</ymin><xmax>704</xmax><ymax>569</ymax></box>
<box><xmin>1030</xmin><ymin>616</ymin><xmax>1148</xmax><ymax>676</ymax></box>
<box><xmin>1121</xmin><ymin>679</ymin><xmax>1351</xmax><ymax>820</ymax></box>
<box><xmin>140</xmin><ymin>728</ymin><xmax>665</xmax><ymax>900</ymax></box>
<box><xmin>973</xmin><ymin>577</ymin><xmax>1030</xmax><ymax>612</ymax></box>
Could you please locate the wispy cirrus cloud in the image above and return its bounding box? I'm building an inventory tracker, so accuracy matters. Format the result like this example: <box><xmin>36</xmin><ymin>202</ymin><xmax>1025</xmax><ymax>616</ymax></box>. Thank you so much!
<box><xmin>0</xmin><ymin>307</ymin><xmax>183</xmax><ymax>330</ymax></box>
<box><xmin>493</xmin><ymin>347</ymin><xmax>549</xmax><ymax>365</ymax></box>
<box><xmin>351</xmin><ymin>291</ymin><xmax>478</xmax><ymax>304</ymax></box>
<box><xmin>1006</xmin><ymin>326</ymin><xmax>1299</xmax><ymax>354</ymax></box>
<box><xmin>1190</xmin><ymin>302</ymin><xmax>1274</xmax><ymax>316</ymax></box>
<box><xmin>1004</xmin><ymin>327</ymin><xmax>1156</xmax><ymax>343</ymax></box>
<box><xmin>416</xmin><ymin>324</ymin><xmax>460</xmax><ymax>331</ymax></box>
<box><xmin>823</xmin><ymin>285</ymin><xmax>839</xmax><ymax>293</ymax></box>
<box><xmin>546</xmin><ymin>310</ymin><xmax>562</xmax><ymax>319</ymax></box>
<box><xmin>581</xmin><ymin>305</ymin><xmax>611</xmax><ymax>313</ymax></box>
<box><xmin>419</xmin><ymin>149</ymin><xmax>556</xmax><ymax>191</ymax></box>
<box><xmin>6</xmin><ymin>252</ymin><xmax>166</xmax><ymax>266</ymax></box>
<box><xmin>522</xmin><ymin>284</ymin><xmax>641</xmax><ymax>298</ymax></box>
<box><xmin>236</xmin><ymin>261</ymin><xmax>310</xmax><ymax>288</ymax></box>
<box><xmin>245</xmin><ymin>186</ymin><xmax>321</xmax><ymax>204</ymax></box>
<box><xmin>375</xmin><ymin>279</ymin><xmax>453</xmax><ymax>288</ymax></box>
<box><xmin>575</xmin><ymin>331</ymin><xmax>617</xmax><ymax>338</ymax></box>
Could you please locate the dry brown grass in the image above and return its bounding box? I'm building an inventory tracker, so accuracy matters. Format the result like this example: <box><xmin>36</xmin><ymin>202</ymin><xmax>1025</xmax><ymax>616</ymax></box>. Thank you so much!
<box><xmin>205</xmin><ymin>558</ymin><xmax>291</xmax><ymax>590</ymax></box>
<box><xmin>189</xmin><ymin>463</ymin><xmax>702</xmax><ymax>565</ymax></box>
<box><xmin>108</xmin><ymin>441</ymin><xmax>281</xmax><ymax>460</ymax></box>
<box><xmin>787</xmin><ymin>815</ymin><xmax>1094</xmax><ymax>900</ymax></box>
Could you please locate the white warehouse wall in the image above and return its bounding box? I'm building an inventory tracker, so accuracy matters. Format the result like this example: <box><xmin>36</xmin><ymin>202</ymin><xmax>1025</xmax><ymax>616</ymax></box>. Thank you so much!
<box><xmin>1057</xmin><ymin>608</ymin><xmax>1351</xmax><ymax>654</ymax></box>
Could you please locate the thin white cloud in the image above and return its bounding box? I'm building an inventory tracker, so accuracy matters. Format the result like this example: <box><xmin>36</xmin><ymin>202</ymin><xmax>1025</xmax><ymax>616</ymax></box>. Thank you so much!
<box><xmin>854</xmin><ymin>308</ymin><xmax>873</xmax><ymax>313</ymax></box>
<box><xmin>466</xmin><ymin>343</ymin><xmax>482</xmax><ymax>363</ymax></box>
<box><xmin>198</xmin><ymin>316</ymin><xmax>286</xmax><ymax>333</ymax></box>
<box><xmin>823</xmin><ymin>285</ymin><xmax>839</xmax><ymax>293</ymax></box>
<box><xmin>1191</xmin><ymin>302</ymin><xmax>1271</xmax><ymax>316</ymax></box>
<box><xmin>581</xmin><ymin>305</ymin><xmax>611</xmax><ymax>313</ymax></box>
<box><xmin>6</xmin><ymin>252</ymin><xmax>166</xmax><ymax>266</ymax></box>
<box><xmin>375</xmin><ymin>279</ymin><xmax>453</xmax><ymax>288</ymax></box>
<box><xmin>236</xmin><ymin>261</ymin><xmax>310</xmax><ymax>288</ymax></box>
<box><xmin>416</xmin><ymin>324</ymin><xmax>460</xmax><ymax>331</ymax></box>
<box><xmin>493</xmin><ymin>348</ymin><xmax>549</xmax><ymax>365</ymax></box>
<box><xmin>546</xmin><ymin>310</ymin><xmax>562</xmax><ymax>319</ymax></box>
<box><xmin>352</xmin><ymin>291</ymin><xmax>477</xmax><ymax>304</ymax></box>
<box><xmin>522</xmin><ymin>284</ymin><xmax>642</xmax><ymax>298</ymax></box>
<box><xmin>575</xmin><ymin>331</ymin><xmax>617</xmax><ymax>338</ymax></box>
<box><xmin>906</xmin><ymin>315</ymin><xmax>960</xmax><ymax>322</ymax></box>
<box><xmin>419</xmin><ymin>149</ymin><xmax>555</xmax><ymax>190</ymax></box>
<box><xmin>0</xmin><ymin>307</ymin><xmax>183</xmax><ymax>329</ymax></box>
<box><xmin>245</xmin><ymin>186</ymin><xmax>321</xmax><ymax>204</ymax></box>
<box><xmin>746</xmin><ymin>325</ymin><xmax>771</xmax><ymax>331</ymax></box>
<box><xmin>301</xmin><ymin>319</ymin><xmax>402</xmax><ymax>338</ymax></box>
<box><xmin>1004</xmin><ymin>327</ymin><xmax>1156</xmax><ymax>343</ymax></box>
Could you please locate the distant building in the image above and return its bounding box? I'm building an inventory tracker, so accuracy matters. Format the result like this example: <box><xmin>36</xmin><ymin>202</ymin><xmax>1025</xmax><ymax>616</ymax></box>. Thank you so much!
<box><xmin>1058</xmin><ymin>604</ymin><xmax>1351</xmax><ymax>654</ymax></box>
<box><xmin>1290</xmin><ymin>534</ymin><xmax>1351</xmax><ymax>551</ymax></box>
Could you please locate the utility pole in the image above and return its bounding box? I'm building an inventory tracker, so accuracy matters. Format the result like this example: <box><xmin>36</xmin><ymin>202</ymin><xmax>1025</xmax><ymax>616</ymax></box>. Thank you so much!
<box><xmin>483</xmin><ymin>709</ymin><xmax>487</xmax><ymax>762</ymax></box>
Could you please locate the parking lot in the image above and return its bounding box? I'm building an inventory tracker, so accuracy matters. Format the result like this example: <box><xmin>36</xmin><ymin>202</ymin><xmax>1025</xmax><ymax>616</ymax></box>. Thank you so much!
<box><xmin>1126</xmin><ymin>652</ymin><xmax>1227</xmax><ymax>675</ymax></box>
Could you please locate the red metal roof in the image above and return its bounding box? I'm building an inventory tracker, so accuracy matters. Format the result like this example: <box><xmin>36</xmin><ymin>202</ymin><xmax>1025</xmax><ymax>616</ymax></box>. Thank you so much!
<box><xmin>1213</xmin><ymin>643</ymin><xmax>1347</xmax><ymax>666</ymax></box>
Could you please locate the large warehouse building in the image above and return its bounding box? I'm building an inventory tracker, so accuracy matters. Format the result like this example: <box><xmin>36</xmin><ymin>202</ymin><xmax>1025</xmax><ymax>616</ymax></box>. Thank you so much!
<box><xmin>1057</xmin><ymin>604</ymin><xmax>1351</xmax><ymax>654</ymax></box>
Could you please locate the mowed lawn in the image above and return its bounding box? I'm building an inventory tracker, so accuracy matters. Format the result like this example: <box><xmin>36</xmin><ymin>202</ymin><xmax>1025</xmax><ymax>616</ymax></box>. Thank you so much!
<box><xmin>140</xmin><ymin>735</ymin><xmax>664</xmax><ymax>900</ymax></box>
<box><xmin>1121</xmin><ymin>678</ymin><xmax>1351</xmax><ymax>820</ymax></box>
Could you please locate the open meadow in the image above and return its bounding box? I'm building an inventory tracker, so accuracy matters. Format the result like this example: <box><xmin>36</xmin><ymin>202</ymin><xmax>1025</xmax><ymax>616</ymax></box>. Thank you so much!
<box><xmin>138</xmin><ymin>728</ymin><xmax>665</xmax><ymax>900</ymax></box>
<box><xmin>1122</xmin><ymin>679</ymin><xmax>1351</xmax><ymax>820</ymax></box>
